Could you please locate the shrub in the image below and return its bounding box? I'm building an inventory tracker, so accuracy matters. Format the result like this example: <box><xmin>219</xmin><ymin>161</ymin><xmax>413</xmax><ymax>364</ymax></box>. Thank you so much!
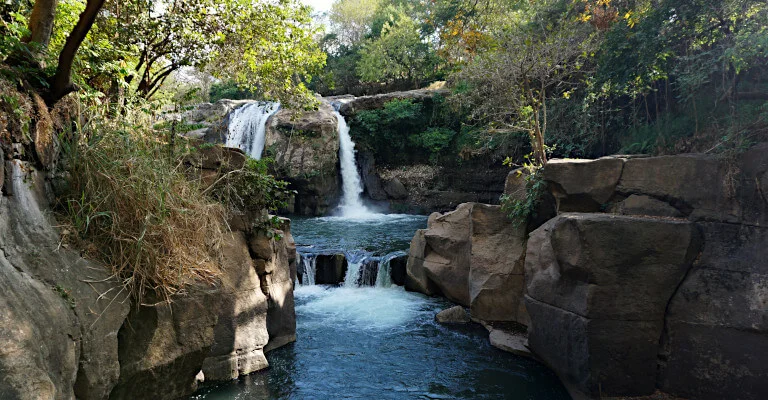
<box><xmin>59</xmin><ymin>107</ymin><xmax>226</xmax><ymax>302</ymax></box>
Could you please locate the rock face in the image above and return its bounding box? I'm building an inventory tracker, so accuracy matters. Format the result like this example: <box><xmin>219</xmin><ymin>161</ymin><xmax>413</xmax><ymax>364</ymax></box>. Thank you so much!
<box><xmin>525</xmin><ymin>213</ymin><xmax>701</xmax><ymax>396</ymax></box>
<box><xmin>405</xmin><ymin>203</ymin><xmax>529</xmax><ymax>324</ymax></box>
<box><xmin>525</xmin><ymin>148</ymin><xmax>768</xmax><ymax>398</ymax></box>
<box><xmin>337</xmin><ymin>89</ymin><xmax>448</xmax><ymax>117</ymax></box>
<box><xmin>265</xmin><ymin>102</ymin><xmax>340</xmax><ymax>216</ymax></box>
<box><xmin>0</xmin><ymin>161</ymin><xmax>130</xmax><ymax>400</ymax></box>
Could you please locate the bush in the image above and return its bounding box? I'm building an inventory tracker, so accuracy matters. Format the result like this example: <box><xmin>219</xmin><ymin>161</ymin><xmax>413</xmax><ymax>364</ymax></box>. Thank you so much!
<box><xmin>59</xmin><ymin>107</ymin><xmax>227</xmax><ymax>302</ymax></box>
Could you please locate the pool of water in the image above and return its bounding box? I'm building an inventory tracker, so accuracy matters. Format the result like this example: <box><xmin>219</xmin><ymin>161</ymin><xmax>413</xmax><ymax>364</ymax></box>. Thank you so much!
<box><xmin>191</xmin><ymin>215</ymin><xmax>571</xmax><ymax>400</ymax></box>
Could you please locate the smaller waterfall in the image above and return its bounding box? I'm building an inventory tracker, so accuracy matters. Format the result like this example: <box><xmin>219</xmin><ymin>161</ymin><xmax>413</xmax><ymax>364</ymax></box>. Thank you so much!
<box><xmin>226</xmin><ymin>102</ymin><xmax>280</xmax><ymax>159</ymax></box>
<box><xmin>334</xmin><ymin>110</ymin><xmax>375</xmax><ymax>218</ymax></box>
<box><xmin>375</xmin><ymin>251</ymin><xmax>406</xmax><ymax>288</ymax></box>
<box><xmin>297</xmin><ymin>253</ymin><xmax>317</xmax><ymax>286</ymax></box>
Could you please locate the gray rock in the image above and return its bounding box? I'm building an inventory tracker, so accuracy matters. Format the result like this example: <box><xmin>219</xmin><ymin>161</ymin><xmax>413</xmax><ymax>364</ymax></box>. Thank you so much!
<box><xmin>435</xmin><ymin>306</ymin><xmax>470</xmax><ymax>324</ymax></box>
<box><xmin>488</xmin><ymin>330</ymin><xmax>531</xmax><ymax>357</ymax></box>
<box><xmin>0</xmin><ymin>161</ymin><xmax>129</xmax><ymax>400</ymax></box>
<box><xmin>383</xmin><ymin>177</ymin><xmax>408</xmax><ymax>200</ymax></box>
<box><xmin>338</xmin><ymin>89</ymin><xmax>449</xmax><ymax>116</ymax></box>
<box><xmin>543</xmin><ymin>157</ymin><xmax>624</xmax><ymax>212</ymax></box>
<box><xmin>524</xmin><ymin>213</ymin><xmax>701</xmax><ymax>396</ymax></box>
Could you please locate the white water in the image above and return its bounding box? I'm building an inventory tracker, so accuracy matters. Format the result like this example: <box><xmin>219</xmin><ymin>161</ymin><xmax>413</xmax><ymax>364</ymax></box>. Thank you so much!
<box><xmin>334</xmin><ymin>110</ymin><xmax>377</xmax><ymax>219</ymax></box>
<box><xmin>294</xmin><ymin>285</ymin><xmax>429</xmax><ymax>330</ymax></box>
<box><xmin>298</xmin><ymin>253</ymin><xmax>317</xmax><ymax>286</ymax></box>
<box><xmin>225</xmin><ymin>102</ymin><xmax>280</xmax><ymax>159</ymax></box>
<box><xmin>376</xmin><ymin>251</ymin><xmax>407</xmax><ymax>288</ymax></box>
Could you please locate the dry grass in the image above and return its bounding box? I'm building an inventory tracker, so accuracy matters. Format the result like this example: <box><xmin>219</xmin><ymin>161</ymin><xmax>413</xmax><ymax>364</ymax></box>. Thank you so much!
<box><xmin>60</xmin><ymin>107</ymin><xmax>226</xmax><ymax>303</ymax></box>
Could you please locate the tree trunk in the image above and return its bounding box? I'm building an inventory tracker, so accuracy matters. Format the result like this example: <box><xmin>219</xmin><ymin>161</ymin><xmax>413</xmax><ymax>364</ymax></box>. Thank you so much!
<box><xmin>47</xmin><ymin>0</ymin><xmax>106</xmax><ymax>106</ymax></box>
<box><xmin>24</xmin><ymin>0</ymin><xmax>58</xmax><ymax>51</ymax></box>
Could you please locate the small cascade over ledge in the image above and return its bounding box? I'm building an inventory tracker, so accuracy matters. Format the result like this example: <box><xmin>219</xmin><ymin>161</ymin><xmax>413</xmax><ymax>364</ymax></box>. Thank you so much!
<box><xmin>225</xmin><ymin>102</ymin><xmax>280</xmax><ymax>159</ymax></box>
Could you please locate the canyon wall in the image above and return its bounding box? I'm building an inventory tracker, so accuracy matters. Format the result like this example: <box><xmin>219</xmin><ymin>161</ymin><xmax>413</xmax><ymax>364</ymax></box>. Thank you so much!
<box><xmin>406</xmin><ymin>147</ymin><xmax>768</xmax><ymax>399</ymax></box>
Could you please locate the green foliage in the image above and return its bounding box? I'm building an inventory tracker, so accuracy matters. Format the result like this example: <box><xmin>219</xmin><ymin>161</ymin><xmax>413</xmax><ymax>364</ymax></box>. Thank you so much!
<box><xmin>209</xmin><ymin>81</ymin><xmax>258</xmax><ymax>103</ymax></box>
<box><xmin>52</xmin><ymin>285</ymin><xmax>76</xmax><ymax>309</ymax></box>
<box><xmin>500</xmin><ymin>159</ymin><xmax>546</xmax><ymax>227</ymax></box>
<box><xmin>209</xmin><ymin>157</ymin><xmax>293</xmax><ymax>220</ymax></box>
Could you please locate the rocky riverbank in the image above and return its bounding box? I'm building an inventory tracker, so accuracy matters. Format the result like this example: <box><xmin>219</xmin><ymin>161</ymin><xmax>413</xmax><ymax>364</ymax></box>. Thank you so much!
<box><xmin>405</xmin><ymin>147</ymin><xmax>768</xmax><ymax>399</ymax></box>
<box><xmin>1</xmin><ymin>129</ymin><xmax>297</xmax><ymax>399</ymax></box>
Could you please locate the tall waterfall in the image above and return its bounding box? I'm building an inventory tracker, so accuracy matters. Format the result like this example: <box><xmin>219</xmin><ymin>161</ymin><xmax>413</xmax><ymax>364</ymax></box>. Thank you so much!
<box><xmin>334</xmin><ymin>110</ymin><xmax>374</xmax><ymax>218</ymax></box>
<box><xmin>226</xmin><ymin>102</ymin><xmax>280</xmax><ymax>159</ymax></box>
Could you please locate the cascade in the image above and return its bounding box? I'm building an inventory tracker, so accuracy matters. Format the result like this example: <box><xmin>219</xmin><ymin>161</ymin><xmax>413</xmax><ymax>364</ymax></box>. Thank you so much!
<box><xmin>226</xmin><ymin>102</ymin><xmax>280</xmax><ymax>159</ymax></box>
<box><xmin>375</xmin><ymin>251</ymin><xmax>407</xmax><ymax>288</ymax></box>
<box><xmin>333</xmin><ymin>110</ymin><xmax>375</xmax><ymax>218</ymax></box>
<box><xmin>297</xmin><ymin>253</ymin><xmax>317</xmax><ymax>286</ymax></box>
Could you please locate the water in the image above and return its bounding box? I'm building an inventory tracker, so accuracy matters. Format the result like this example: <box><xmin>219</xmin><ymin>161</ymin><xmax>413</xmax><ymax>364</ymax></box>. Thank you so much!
<box><xmin>191</xmin><ymin>215</ymin><xmax>571</xmax><ymax>400</ymax></box>
<box><xmin>334</xmin><ymin>110</ymin><xmax>376</xmax><ymax>219</ymax></box>
<box><xmin>226</xmin><ymin>102</ymin><xmax>280</xmax><ymax>159</ymax></box>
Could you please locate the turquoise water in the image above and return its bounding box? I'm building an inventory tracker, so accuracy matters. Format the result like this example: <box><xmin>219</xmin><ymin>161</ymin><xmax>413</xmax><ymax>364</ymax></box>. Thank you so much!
<box><xmin>191</xmin><ymin>215</ymin><xmax>571</xmax><ymax>400</ymax></box>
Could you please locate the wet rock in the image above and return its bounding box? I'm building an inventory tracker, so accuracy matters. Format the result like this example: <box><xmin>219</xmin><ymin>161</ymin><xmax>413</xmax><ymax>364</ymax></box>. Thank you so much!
<box><xmin>524</xmin><ymin>213</ymin><xmax>701</xmax><ymax>396</ymax></box>
<box><xmin>489</xmin><ymin>330</ymin><xmax>531</xmax><ymax>357</ymax></box>
<box><xmin>315</xmin><ymin>254</ymin><xmax>348</xmax><ymax>285</ymax></box>
<box><xmin>389</xmin><ymin>254</ymin><xmax>408</xmax><ymax>286</ymax></box>
<box><xmin>435</xmin><ymin>306</ymin><xmax>470</xmax><ymax>324</ymax></box>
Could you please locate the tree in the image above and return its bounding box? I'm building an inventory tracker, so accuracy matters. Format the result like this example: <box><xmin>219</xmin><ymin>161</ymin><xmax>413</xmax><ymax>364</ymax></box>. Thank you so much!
<box><xmin>356</xmin><ymin>5</ymin><xmax>436</xmax><ymax>89</ymax></box>
<box><xmin>329</xmin><ymin>0</ymin><xmax>381</xmax><ymax>47</ymax></box>
<box><xmin>454</xmin><ymin>16</ymin><xmax>595</xmax><ymax>164</ymax></box>
<box><xmin>7</xmin><ymin>0</ymin><xmax>107</xmax><ymax>105</ymax></box>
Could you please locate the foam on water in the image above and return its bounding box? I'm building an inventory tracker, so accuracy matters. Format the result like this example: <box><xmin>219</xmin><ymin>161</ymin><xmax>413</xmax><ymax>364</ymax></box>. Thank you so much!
<box><xmin>296</xmin><ymin>286</ymin><xmax>429</xmax><ymax>330</ymax></box>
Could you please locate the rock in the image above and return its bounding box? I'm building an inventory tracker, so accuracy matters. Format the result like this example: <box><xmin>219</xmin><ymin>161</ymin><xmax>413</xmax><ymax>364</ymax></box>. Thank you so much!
<box><xmin>405</xmin><ymin>229</ymin><xmax>441</xmax><ymax>295</ymax></box>
<box><xmin>543</xmin><ymin>157</ymin><xmax>624</xmax><ymax>212</ymax></box>
<box><xmin>201</xmin><ymin>231</ymin><xmax>269</xmax><ymax>381</ymax></box>
<box><xmin>658</xmin><ymin>222</ymin><xmax>768</xmax><ymax>399</ymax></box>
<box><xmin>0</xmin><ymin>161</ymin><xmax>129</xmax><ymax>400</ymax></box>
<box><xmin>359</xmin><ymin>150</ymin><xmax>387</xmax><ymax>201</ymax></box>
<box><xmin>468</xmin><ymin>204</ymin><xmax>528</xmax><ymax>323</ymax></box>
<box><xmin>0</xmin><ymin>147</ymin><xmax>4</xmax><ymax>193</ymax></box>
<box><xmin>613</xmin><ymin>194</ymin><xmax>682</xmax><ymax>217</ymax></box>
<box><xmin>421</xmin><ymin>203</ymin><xmax>473</xmax><ymax>305</ymax></box>
<box><xmin>31</xmin><ymin>92</ymin><xmax>59</xmax><ymax>170</ymax></box>
<box><xmin>489</xmin><ymin>330</ymin><xmax>531</xmax><ymax>357</ymax></box>
<box><xmin>262</xmin><ymin>219</ymin><xmax>297</xmax><ymax>352</ymax></box>
<box><xmin>338</xmin><ymin>89</ymin><xmax>449</xmax><ymax>117</ymax></box>
<box><xmin>383</xmin><ymin>177</ymin><xmax>408</xmax><ymax>200</ymax></box>
<box><xmin>617</xmin><ymin>154</ymin><xmax>738</xmax><ymax>223</ymax></box>
<box><xmin>266</xmin><ymin>102</ymin><xmax>340</xmax><ymax>216</ymax></box>
<box><xmin>315</xmin><ymin>254</ymin><xmax>348</xmax><ymax>285</ymax></box>
<box><xmin>184</xmin><ymin>144</ymin><xmax>247</xmax><ymax>171</ymax></box>
<box><xmin>389</xmin><ymin>254</ymin><xmax>408</xmax><ymax>286</ymax></box>
<box><xmin>110</xmin><ymin>288</ymin><xmax>222</xmax><ymax>400</ymax></box>
<box><xmin>407</xmin><ymin>203</ymin><xmax>529</xmax><ymax>324</ymax></box>
<box><xmin>435</xmin><ymin>306</ymin><xmax>470</xmax><ymax>324</ymax></box>
<box><xmin>524</xmin><ymin>213</ymin><xmax>701</xmax><ymax>396</ymax></box>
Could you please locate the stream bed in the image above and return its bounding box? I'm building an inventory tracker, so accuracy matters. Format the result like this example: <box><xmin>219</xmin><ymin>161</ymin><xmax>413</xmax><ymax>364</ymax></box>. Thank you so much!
<box><xmin>191</xmin><ymin>215</ymin><xmax>570</xmax><ymax>400</ymax></box>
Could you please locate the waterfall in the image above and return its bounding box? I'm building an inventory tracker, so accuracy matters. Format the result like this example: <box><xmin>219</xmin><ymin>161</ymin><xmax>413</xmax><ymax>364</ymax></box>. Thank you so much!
<box><xmin>375</xmin><ymin>251</ymin><xmax>406</xmax><ymax>288</ymax></box>
<box><xmin>226</xmin><ymin>102</ymin><xmax>280</xmax><ymax>159</ymax></box>
<box><xmin>334</xmin><ymin>110</ymin><xmax>374</xmax><ymax>218</ymax></box>
<box><xmin>297</xmin><ymin>253</ymin><xmax>317</xmax><ymax>286</ymax></box>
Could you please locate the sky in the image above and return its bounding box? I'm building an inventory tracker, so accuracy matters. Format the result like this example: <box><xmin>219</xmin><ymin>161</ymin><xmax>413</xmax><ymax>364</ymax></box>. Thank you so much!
<box><xmin>301</xmin><ymin>0</ymin><xmax>334</xmax><ymax>14</ymax></box>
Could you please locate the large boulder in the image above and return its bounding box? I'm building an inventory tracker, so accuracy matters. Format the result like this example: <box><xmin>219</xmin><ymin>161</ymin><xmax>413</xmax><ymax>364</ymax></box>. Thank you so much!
<box><xmin>406</xmin><ymin>203</ymin><xmax>529</xmax><ymax>324</ymax></box>
<box><xmin>468</xmin><ymin>204</ymin><xmax>528</xmax><ymax>323</ymax></box>
<box><xmin>435</xmin><ymin>306</ymin><xmax>470</xmax><ymax>324</ymax></box>
<box><xmin>265</xmin><ymin>102</ymin><xmax>340</xmax><ymax>216</ymax></box>
<box><xmin>524</xmin><ymin>213</ymin><xmax>701</xmax><ymax>396</ymax></box>
<box><xmin>0</xmin><ymin>161</ymin><xmax>130</xmax><ymax>400</ymax></box>
<box><xmin>543</xmin><ymin>157</ymin><xmax>624</xmax><ymax>212</ymax></box>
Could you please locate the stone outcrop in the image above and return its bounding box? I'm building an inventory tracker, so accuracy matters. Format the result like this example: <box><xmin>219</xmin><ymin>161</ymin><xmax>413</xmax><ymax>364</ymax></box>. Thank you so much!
<box><xmin>265</xmin><ymin>102</ymin><xmax>340</xmax><ymax>216</ymax></box>
<box><xmin>1</xmin><ymin>94</ymin><xmax>297</xmax><ymax>399</ymax></box>
<box><xmin>405</xmin><ymin>203</ymin><xmax>529</xmax><ymax>325</ymax></box>
<box><xmin>525</xmin><ymin>213</ymin><xmax>701</xmax><ymax>396</ymax></box>
<box><xmin>1</xmin><ymin>160</ymin><xmax>130</xmax><ymax>400</ymax></box>
<box><xmin>406</xmin><ymin>145</ymin><xmax>768</xmax><ymax>399</ymax></box>
<box><xmin>524</xmin><ymin>147</ymin><xmax>768</xmax><ymax>398</ymax></box>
